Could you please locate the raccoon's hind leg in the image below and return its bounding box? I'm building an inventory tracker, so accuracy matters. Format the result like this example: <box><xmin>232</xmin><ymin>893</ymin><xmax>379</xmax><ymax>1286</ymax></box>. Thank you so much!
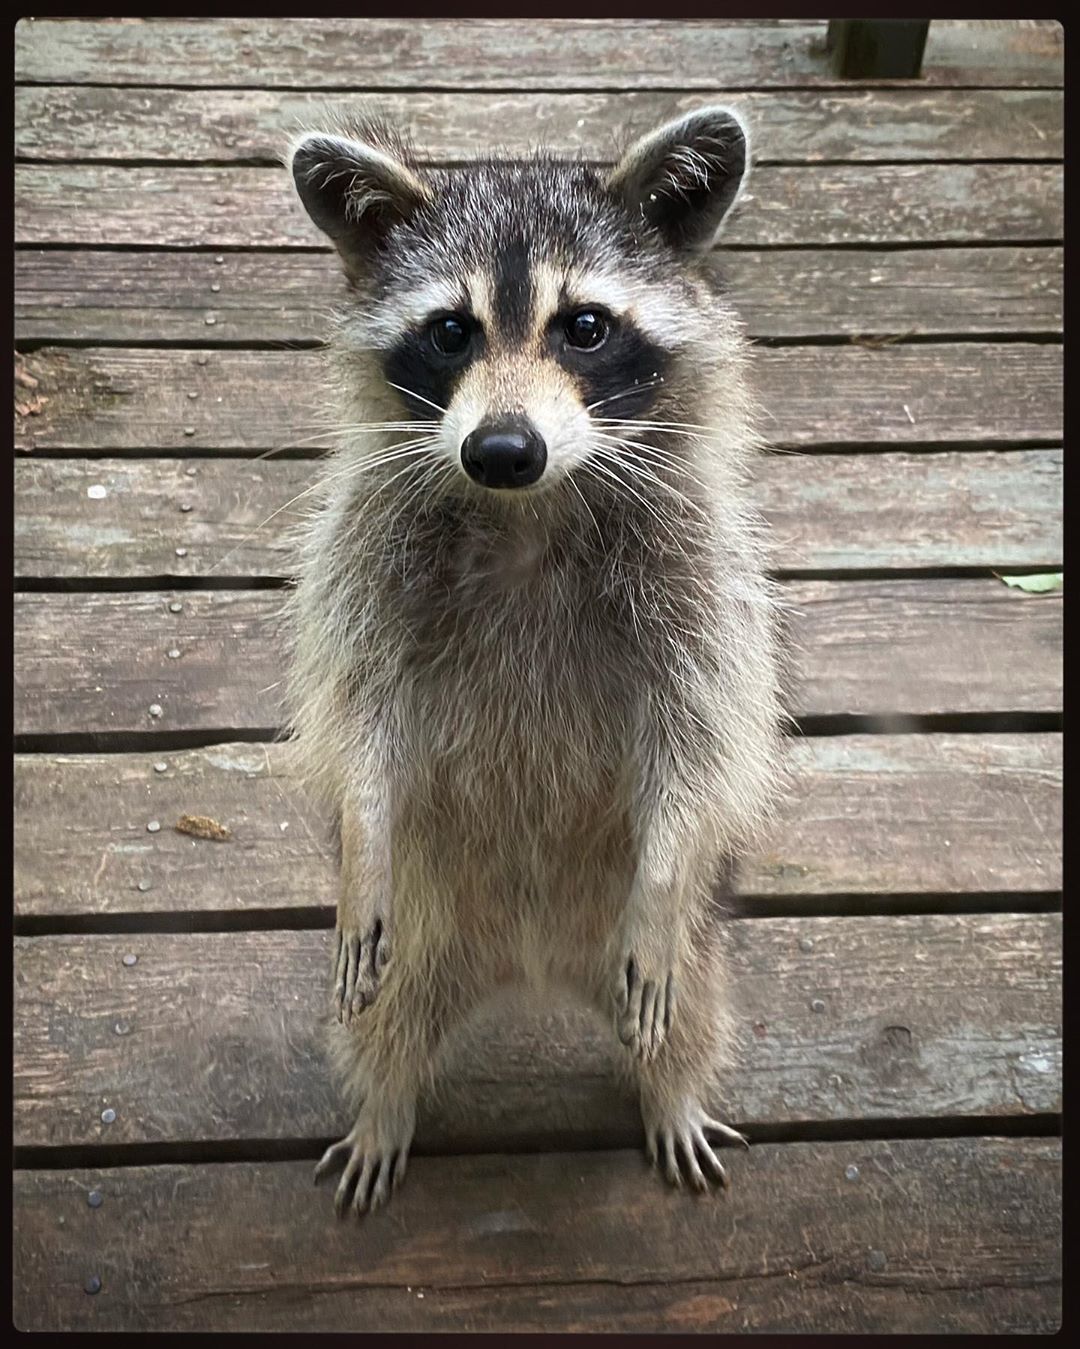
<box><xmin>617</xmin><ymin>924</ymin><xmax>747</xmax><ymax>1191</ymax></box>
<box><xmin>316</xmin><ymin>938</ymin><xmax>480</xmax><ymax>1218</ymax></box>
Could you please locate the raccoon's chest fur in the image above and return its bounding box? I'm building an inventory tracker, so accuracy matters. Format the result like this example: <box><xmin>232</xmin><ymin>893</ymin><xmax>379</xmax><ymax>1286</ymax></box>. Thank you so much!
<box><xmin>381</xmin><ymin>513</ymin><xmax>662</xmax><ymax>844</ymax></box>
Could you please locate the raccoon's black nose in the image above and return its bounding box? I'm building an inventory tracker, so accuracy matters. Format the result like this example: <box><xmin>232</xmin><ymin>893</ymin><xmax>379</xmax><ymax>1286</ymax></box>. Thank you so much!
<box><xmin>461</xmin><ymin>420</ymin><xmax>547</xmax><ymax>489</ymax></box>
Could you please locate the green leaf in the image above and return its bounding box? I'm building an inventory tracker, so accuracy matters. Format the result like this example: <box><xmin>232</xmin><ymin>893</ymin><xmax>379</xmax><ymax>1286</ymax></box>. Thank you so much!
<box><xmin>997</xmin><ymin>572</ymin><xmax>1063</xmax><ymax>593</ymax></box>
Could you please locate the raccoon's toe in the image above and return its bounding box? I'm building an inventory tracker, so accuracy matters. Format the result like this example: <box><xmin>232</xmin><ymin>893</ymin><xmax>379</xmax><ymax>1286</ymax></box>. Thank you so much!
<box><xmin>644</xmin><ymin>1101</ymin><xmax>748</xmax><ymax>1192</ymax></box>
<box><xmin>332</xmin><ymin>920</ymin><xmax>390</xmax><ymax>1023</ymax></box>
<box><xmin>616</xmin><ymin>960</ymin><xmax>674</xmax><ymax>1060</ymax></box>
<box><xmin>315</xmin><ymin>1108</ymin><xmax>413</xmax><ymax>1220</ymax></box>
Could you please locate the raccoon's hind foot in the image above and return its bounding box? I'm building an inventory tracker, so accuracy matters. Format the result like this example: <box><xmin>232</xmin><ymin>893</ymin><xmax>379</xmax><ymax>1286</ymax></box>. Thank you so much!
<box><xmin>642</xmin><ymin>1095</ymin><xmax>749</xmax><ymax>1192</ymax></box>
<box><xmin>332</xmin><ymin>917</ymin><xmax>391</xmax><ymax>1023</ymax></box>
<box><xmin>314</xmin><ymin>1094</ymin><xmax>415</xmax><ymax>1218</ymax></box>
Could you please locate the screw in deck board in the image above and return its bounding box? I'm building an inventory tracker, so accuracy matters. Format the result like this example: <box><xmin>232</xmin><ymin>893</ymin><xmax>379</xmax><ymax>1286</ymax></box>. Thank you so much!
<box><xmin>826</xmin><ymin>20</ymin><xmax>929</xmax><ymax>79</ymax></box>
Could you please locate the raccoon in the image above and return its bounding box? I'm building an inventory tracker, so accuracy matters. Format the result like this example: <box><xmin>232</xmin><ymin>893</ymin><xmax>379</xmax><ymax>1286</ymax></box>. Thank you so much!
<box><xmin>285</xmin><ymin>107</ymin><xmax>785</xmax><ymax>1218</ymax></box>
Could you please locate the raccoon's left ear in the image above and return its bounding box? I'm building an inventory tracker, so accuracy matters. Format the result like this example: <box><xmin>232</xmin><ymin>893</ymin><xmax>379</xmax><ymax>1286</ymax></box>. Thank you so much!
<box><xmin>607</xmin><ymin>106</ymin><xmax>750</xmax><ymax>251</ymax></box>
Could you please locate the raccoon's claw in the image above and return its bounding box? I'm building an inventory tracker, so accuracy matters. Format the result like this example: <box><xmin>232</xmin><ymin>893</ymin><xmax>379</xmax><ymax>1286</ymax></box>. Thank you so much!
<box><xmin>332</xmin><ymin>919</ymin><xmax>390</xmax><ymax>1023</ymax></box>
<box><xmin>314</xmin><ymin>1105</ymin><xmax>413</xmax><ymax>1219</ymax></box>
<box><xmin>616</xmin><ymin>958</ymin><xmax>674</xmax><ymax>1060</ymax></box>
<box><xmin>643</xmin><ymin>1100</ymin><xmax>748</xmax><ymax>1192</ymax></box>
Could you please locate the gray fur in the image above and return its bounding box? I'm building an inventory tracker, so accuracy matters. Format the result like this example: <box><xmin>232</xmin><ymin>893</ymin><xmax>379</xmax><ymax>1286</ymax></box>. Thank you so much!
<box><xmin>286</xmin><ymin>111</ymin><xmax>787</xmax><ymax>1215</ymax></box>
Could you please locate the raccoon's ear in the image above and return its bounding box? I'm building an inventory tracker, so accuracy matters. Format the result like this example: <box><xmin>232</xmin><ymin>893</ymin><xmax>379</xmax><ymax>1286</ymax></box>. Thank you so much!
<box><xmin>288</xmin><ymin>130</ymin><xmax>432</xmax><ymax>274</ymax></box>
<box><xmin>607</xmin><ymin>106</ymin><xmax>750</xmax><ymax>251</ymax></box>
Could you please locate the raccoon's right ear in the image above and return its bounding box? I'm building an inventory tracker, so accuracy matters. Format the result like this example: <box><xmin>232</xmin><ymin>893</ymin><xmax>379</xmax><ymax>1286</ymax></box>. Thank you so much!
<box><xmin>288</xmin><ymin>131</ymin><xmax>432</xmax><ymax>275</ymax></box>
<box><xmin>607</xmin><ymin>106</ymin><xmax>750</xmax><ymax>251</ymax></box>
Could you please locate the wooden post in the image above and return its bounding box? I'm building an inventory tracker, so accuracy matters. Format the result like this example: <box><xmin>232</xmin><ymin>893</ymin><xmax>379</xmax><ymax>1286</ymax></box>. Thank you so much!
<box><xmin>826</xmin><ymin>20</ymin><xmax>930</xmax><ymax>78</ymax></box>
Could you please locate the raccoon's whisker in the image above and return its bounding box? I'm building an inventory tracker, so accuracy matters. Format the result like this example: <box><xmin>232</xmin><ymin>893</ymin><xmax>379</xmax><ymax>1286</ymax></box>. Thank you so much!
<box><xmin>585</xmin><ymin>457</ymin><xmax>704</xmax><ymax>556</ymax></box>
<box><xmin>607</xmin><ymin>453</ymin><xmax>707</xmax><ymax>503</ymax></box>
<box><xmin>591</xmin><ymin>433</ymin><xmax>703</xmax><ymax>483</ymax></box>
<box><xmin>591</xmin><ymin>427</ymin><xmax>701</xmax><ymax>471</ymax></box>
<box><xmin>585</xmin><ymin>379</ymin><xmax>664</xmax><ymax>414</ymax></box>
<box><xmin>593</xmin><ymin>417</ymin><xmax>713</xmax><ymax>437</ymax></box>
<box><xmin>314</xmin><ymin>421</ymin><xmax>442</xmax><ymax>436</ymax></box>
<box><xmin>565</xmin><ymin>472</ymin><xmax>604</xmax><ymax>547</ymax></box>
<box><xmin>202</xmin><ymin>440</ymin><xmax>440</xmax><ymax>577</ymax></box>
<box><xmin>589</xmin><ymin>434</ymin><xmax>709</xmax><ymax>501</ymax></box>
<box><xmin>581</xmin><ymin>450</ymin><xmax>679</xmax><ymax>538</ymax></box>
<box><xmin>368</xmin><ymin>456</ymin><xmax>442</xmax><ymax>527</ymax></box>
<box><xmin>353</xmin><ymin>441</ymin><xmax>444</xmax><ymax>472</ymax></box>
<box><xmin>385</xmin><ymin>382</ymin><xmax>450</xmax><ymax>416</ymax></box>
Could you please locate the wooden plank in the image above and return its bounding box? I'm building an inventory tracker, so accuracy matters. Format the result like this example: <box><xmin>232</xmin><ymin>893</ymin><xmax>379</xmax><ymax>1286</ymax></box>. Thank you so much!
<box><xmin>12</xmin><ymin>345</ymin><xmax>1064</xmax><ymax>454</ymax></box>
<box><xmin>14</xmin><ymin>18</ymin><xmax>1064</xmax><ymax>88</ymax></box>
<box><xmin>13</xmin><ymin>451</ymin><xmax>1064</xmax><ymax>579</ymax></box>
<box><xmin>14</xmin><ymin>87</ymin><xmax>1064</xmax><ymax>163</ymax></box>
<box><xmin>12</xmin><ymin>1140</ymin><xmax>1062</xmax><ymax>1331</ymax></box>
<box><xmin>14</xmin><ymin>735</ymin><xmax>1062</xmax><ymax>919</ymax></box>
<box><xmin>12</xmin><ymin>915</ymin><xmax>1062</xmax><ymax>1151</ymax></box>
<box><xmin>12</xmin><ymin>581</ymin><xmax>1063</xmax><ymax>737</ymax></box>
<box><xmin>14</xmin><ymin>580</ymin><xmax>1064</xmax><ymax>734</ymax></box>
<box><xmin>14</xmin><ymin>247</ymin><xmax>1065</xmax><ymax>345</ymax></box>
<box><xmin>14</xmin><ymin>163</ymin><xmax>1063</xmax><ymax>249</ymax></box>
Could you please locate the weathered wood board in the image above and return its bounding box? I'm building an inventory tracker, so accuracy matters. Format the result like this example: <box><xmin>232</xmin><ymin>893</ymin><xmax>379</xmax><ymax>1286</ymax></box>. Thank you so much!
<box><xmin>14</xmin><ymin>162</ymin><xmax>1064</xmax><ymax>249</ymax></box>
<box><xmin>15</xmin><ymin>88</ymin><xmax>1064</xmax><ymax>163</ymax></box>
<box><xmin>13</xmin><ymin>582</ymin><xmax>1063</xmax><ymax>737</ymax></box>
<box><xmin>13</xmin><ymin>736</ymin><xmax>1063</xmax><ymax>919</ymax></box>
<box><xmin>14</xmin><ymin>247</ymin><xmax>1065</xmax><ymax>346</ymax></box>
<box><xmin>13</xmin><ymin>1139</ymin><xmax>1063</xmax><ymax>1332</ymax></box>
<box><xmin>14</xmin><ymin>451</ymin><xmax>1064</xmax><ymax>579</ymax></box>
<box><xmin>13</xmin><ymin>345</ymin><xmax>1064</xmax><ymax>453</ymax></box>
<box><xmin>12</xmin><ymin>9</ymin><xmax>1065</xmax><ymax>1340</ymax></box>
<box><xmin>13</xmin><ymin>914</ymin><xmax>1062</xmax><ymax>1151</ymax></box>
<box><xmin>14</xmin><ymin>18</ymin><xmax>1064</xmax><ymax>89</ymax></box>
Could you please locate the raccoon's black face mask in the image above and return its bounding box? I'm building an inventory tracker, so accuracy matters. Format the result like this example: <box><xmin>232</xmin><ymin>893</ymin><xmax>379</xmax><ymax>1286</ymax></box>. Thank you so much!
<box><xmin>290</xmin><ymin>108</ymin><xmax>749</xmax><ymax>495</ymax></box>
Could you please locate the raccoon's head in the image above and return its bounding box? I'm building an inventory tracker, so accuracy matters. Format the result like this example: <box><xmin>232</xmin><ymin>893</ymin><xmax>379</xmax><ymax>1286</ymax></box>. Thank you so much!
<box><xmin>289</xmin><ymin>108</ymin><xmax>750</xmax><ymax>498</ymax></box>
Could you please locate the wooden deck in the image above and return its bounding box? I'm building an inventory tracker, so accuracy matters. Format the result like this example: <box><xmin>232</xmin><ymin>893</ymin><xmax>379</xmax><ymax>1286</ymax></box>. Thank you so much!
<box><xmin>13</xmin><ymin>18</ymin><xmax>1062</xmax><ymax>1333</ymax></box>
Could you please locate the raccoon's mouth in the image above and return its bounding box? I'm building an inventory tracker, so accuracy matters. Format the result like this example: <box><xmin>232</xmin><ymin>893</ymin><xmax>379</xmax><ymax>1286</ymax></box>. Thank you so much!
<box><xmin>460</xmin><ymin>418</ymin><xmax>547</xmax><ymax>491</ymax></box>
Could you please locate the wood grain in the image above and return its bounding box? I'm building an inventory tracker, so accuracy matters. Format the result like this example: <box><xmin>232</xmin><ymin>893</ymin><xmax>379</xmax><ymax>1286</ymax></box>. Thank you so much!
<box><xmin>15</xmin><ymin>87</ymin><xmax>1064</xmax><ymax>163</ymax></box>
<box><xmin>15</xmin><ymin>163</ymin><xmax>1063</xmax><ymax>249</ymax></box>
<box><xmin>12</xmin><ymin>914</ymin><xmax>1062</xmax><ymax>1151</ymax></box>
<box><xmin>14</xmin><ymin>247</ymin><xmax>1065</xmax><ymax>344</ymax></box>
<box><xmin>13</xmin><ymin>345</ymin><xmax>1064</xmax><ymax>453</ymax></box>
<box><xmin>14</xmin><ymin>735</ymin><xmax>1062</xmax><ymax>919</ymax></box>
<box><xmin>13</xmin><ymin>581</ymin><xmax>1063</xmax><ymax>737</ymax></box>
<box><xmin>14</xmin><ymin>18</ymin><xmax>1064</xmax><ymax>88</ymax></box>
<box><xmin>12</xmin><ymin>1140</ymin><xmax>1063</xmax><ymax>1331</ymax></box>
<box><xmin>14</xmin><ymin>451</ymin><xmax>1064</xmax><ymax>579</ymax></box>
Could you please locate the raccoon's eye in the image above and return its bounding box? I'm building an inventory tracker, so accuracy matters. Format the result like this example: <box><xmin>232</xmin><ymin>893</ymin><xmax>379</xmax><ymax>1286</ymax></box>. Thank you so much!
<box><xmin>428</xmin><ymin>314</ymin><xmax>472</xmax><ymax>357</ymax></box>
<box><xmin>564</xmin><ymin>309</ymin><xmax>608</xmax><ymax>350</ymax></box>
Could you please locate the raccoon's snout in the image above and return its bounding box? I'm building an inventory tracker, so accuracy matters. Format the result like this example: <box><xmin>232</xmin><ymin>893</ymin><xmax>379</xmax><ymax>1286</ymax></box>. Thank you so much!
<box><xmin>461</xmin><ymin>419</ymin><xmax>547</xmax><ymax>490</ymax></box>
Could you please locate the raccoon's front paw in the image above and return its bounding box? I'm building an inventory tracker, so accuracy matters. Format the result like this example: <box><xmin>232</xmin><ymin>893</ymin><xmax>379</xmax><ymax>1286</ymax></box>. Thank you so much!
<box><xmin>615</xmin><ymin>952</ymin><xmax>676</xmax><ymax>1061</ymax></box>
<box><xmin>332</xmin><ymin>916</ymin><xmax>391</xmax><ymax>1023</ymax></box>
